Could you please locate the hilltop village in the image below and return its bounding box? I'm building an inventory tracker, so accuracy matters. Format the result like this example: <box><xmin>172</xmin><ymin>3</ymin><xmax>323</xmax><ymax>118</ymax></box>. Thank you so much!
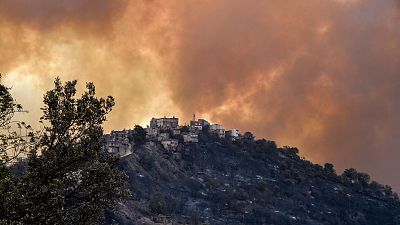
<box><xmin>104</xmin><ymin>115</ymin><xmax>245</xmax><ymax>157</ymax></box>
<box><xmin>107</xmin><ymin>117</ymin><xmax>400</xmax><ymax>225</ymax></box>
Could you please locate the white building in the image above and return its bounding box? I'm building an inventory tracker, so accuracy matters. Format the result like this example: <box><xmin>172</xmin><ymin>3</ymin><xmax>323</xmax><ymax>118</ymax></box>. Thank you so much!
<box><xmin>210</xmin><ymin>124</ymin><xmax>225</xmax><ymax>138</ymax></box>
<box><xmin>104</xmin><ymin>130</ymin><xmax>132</xmax><ymax>157</ymax></box>
<box><xmin>226</xmin><ymin>129</ymin><xmax>240</xmax><ymax>140</ymax></box>
<box><xmin>189</xmin><ymin>125</ymin><xmax>202</xmax><ymax>133</ymax></box>
<box><xmin>146</xmin><ymin>127</ymin><xmax>159</xmax><ymax>138</ymax></box>
<box><xmin>161</xmin><ymin>139</ymin><xmax>179</xmax><ymax>151</ymax></box>
<box><xmin>172</xmin><ymin>128</ymin><xmax>181</xmax><ymax>136</ymax></box>
<box><xmin>150</xmin><ymin>117</ymin><xmax>179</xmax><ymax>129</ymax></box>
<box><xmin>183</xmin><ymin>134</ymin><xmax>199</xmax><ymax>143</ymax></box>
<box><xmin>158</xmin><ymin>132</ymin><xmax>170</xmax><ymax>141</ymax></box>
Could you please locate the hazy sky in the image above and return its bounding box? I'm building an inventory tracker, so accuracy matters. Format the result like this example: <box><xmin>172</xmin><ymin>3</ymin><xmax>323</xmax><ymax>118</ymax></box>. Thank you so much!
<box><xmin>1</xmin><ymin>0</ymin><xmax>400</xmax><ymax>190</ymax></box>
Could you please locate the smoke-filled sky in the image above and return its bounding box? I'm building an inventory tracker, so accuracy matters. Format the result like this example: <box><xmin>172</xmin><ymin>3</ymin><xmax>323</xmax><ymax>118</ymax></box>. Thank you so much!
<box><xmin>1</xmin><ymin>0</ymin><xmax>400</xmax><ymax>190</ymax></box>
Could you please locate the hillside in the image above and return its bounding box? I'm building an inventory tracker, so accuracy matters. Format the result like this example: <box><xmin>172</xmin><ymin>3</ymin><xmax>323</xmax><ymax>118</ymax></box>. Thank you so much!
<box><xmin>107</xmin><ymin>133</ymin><xmax>400</xmax><ymax>225</ymax></box>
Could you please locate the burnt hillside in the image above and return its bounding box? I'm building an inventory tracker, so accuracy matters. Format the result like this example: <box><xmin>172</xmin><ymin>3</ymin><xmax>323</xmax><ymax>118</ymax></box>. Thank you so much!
<box><xmin>107</xmin><ymin>133</ymin><xmax>400</xmax><ymax>225</ymax></box>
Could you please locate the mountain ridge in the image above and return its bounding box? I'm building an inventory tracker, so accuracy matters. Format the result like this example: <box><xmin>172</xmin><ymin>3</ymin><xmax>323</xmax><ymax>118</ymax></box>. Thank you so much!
<box><xmin>106</xmin><ymin>129</ymin><xmax>400</xmax><ymax>225</ymax></box>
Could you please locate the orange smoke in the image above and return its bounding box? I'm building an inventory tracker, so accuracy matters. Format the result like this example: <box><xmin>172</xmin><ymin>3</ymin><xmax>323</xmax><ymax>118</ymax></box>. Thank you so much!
<box><xmin>1</xmin><ymin>0</ymin><xmax>400</xmax><ymax>190</ymax></box>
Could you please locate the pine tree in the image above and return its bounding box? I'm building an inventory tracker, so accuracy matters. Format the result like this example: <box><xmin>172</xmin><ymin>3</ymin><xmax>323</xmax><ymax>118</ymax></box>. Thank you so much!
<box><xmin>0</xmin><ymin>78</ymin><xmax>127</xmax><ymax>225</ymax></box>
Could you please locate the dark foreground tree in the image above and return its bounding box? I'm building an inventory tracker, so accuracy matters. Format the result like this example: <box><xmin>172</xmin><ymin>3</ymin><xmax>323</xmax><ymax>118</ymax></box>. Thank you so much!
<box><xmin>0</xmin><ymin>76</ymin><xmax>34</xmax><ymax>170</ymax></box>
<box><xmin>0</xmin><ymin>78</ymin><xmax>127</xmax><ymax>225</ymax></box>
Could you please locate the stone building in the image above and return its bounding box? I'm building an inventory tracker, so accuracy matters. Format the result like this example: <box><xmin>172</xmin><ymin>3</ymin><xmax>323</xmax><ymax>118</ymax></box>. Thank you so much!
<box><xmin>146</xmin><ymin>127</ymin><xmax>159</xmax><ymax>139</ymax></box>
<box><xmin>157</xmin><ymin>132</ymin><xmax>170</xmax><ymax>142</ymax></box>
<box><xmin>226</xmin><ymin>129</ymin><xmax>240</xmax><ymax>141</ymax></box>
<box><xmin>189</xmin><ymin>125</ymin><xmax>202</xmax><ymax>133</ymax></box>
<box><xmin>104</xmin><ymin>130</ymin><xmax>132</xmax><ymax>157</ymax></box>
<box><xmin>104</xmin><ymin>115</ymin><xmax>242</xmax><ymax>158</ymax></box>
<box><xmin>150</xmin><ymin>117</ymin><xmax>179</xmax><ymax>129</ymax></box>
<box><xmin>189</xmin><ymin>117</ymin><xmax>210</xmax><ymax>134</ymax></box>
<box><xmin>198</xmin><ymin>119</ymin><xmax>210</xmax><ymax>127</ymax></box>
<box><xmin>190</xmin><ymin>118</ymin><xmax>210</xmax><ymax>127</ymax></box>
<box><xmin>210</xmin><ymin>124</ymin><xmax>225</xmax><ymax>138</ymax></box>
<box><xmin>161</xmin><ymin>139</ymin><xmax>179</xmax><ymax>151</ymax></box>
<box><xmin>172</xmin><ymin>128</ymin><xmax>181</xmax><ymax>136</ymax></box>
<box><xmin>183</xmin><ymin>134</ymin><xmax>199</xmax><ymax>143</ymax></box>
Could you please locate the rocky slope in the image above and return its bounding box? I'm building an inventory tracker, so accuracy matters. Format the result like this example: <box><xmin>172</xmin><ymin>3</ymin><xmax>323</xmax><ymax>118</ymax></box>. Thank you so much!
<box><xmin>107</xmin><ymin>135</ymin><xmax>400</xmax><ymax>225</ymax></box>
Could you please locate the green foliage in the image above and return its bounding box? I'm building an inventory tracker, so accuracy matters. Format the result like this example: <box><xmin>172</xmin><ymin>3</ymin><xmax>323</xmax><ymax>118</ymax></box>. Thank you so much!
<box><xmin>149</xmin><ymin>192</ymin><xmax>165</xmax><ymax>215</ymax></box>
<box><xmin>189</xmin><ymin>210</ymin><xmax>201</xmax><ymax>225</ymax></box>
<box><xmin>369</xmin><ymin>180</ymin><xmax>384</xmax><ymax>192</ymax></box>
<box><xmin>180</xmin><ymin>125</ymin><xmax>190</xmax><ymax>133</ymax></box>
<box><xmin>203</xmin><ymin>175</ymin><xmax>219</xmax><ymax>190</ymax></box>
<box><xmin>0</xmin><ymin>82</ymin><xmax>14</xmax><ymax>123</ymax></box>
<box><xmin>342</xmin><ymin>168</ymin><xmax>358</xmax><ymax>183</ymax></box>
<box><xmin>357</xmin><ymin>172</ymin><xmax>370</xmax><ymax>187</ymax></box>
<box><xmin>0</xmin><ymin>78</ymin><xmax>127</xmax><ymax>225</ymax></box>
<box><xmin>282</xmin><ymin>146</ymin><xmax>299</xmax><ymax>156</ymax></box>
<box><xmin>0</xmin><ymin>78</ymin><xmax>35</xmax><ymax>169</ymax></box>
<box><xmin>243</xmin><ymin>132</ymin><xmax>255</xmax><ymax>141</ymax></box>
<box><xmin>133</xmin><ymin>125</ymin><xmax>147</xmax><ymax>146</ymax></box>
<box><xmin>324</xmin><ymin>163</ymin><xmax>335</xmax><ymax>174</ymax></box>
<box><xmin>235</xmin><ymin>188</ymin><xmax>249</xmax><ymax>201</ymax></box>
<box><xmin>201</xmin><ymin>124</ymin><xmax>210</xmax><ymax>135</ymax></box>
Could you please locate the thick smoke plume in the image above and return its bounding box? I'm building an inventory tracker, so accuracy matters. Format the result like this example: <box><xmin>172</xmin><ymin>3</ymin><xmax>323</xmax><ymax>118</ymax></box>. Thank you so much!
<box><xmin>160</xmin><ymin>0</ymin><xmax>400</xmax><ymax>190</ymax></box>
<box><xmin>0</xmin><ymin>0</ymin><xmax>127</xmax><ymax>29</ymax></box>
<box><xmin>1</xmin><ymin>0</ymin><xmax>400</xmax><ymax>190</ymax></box>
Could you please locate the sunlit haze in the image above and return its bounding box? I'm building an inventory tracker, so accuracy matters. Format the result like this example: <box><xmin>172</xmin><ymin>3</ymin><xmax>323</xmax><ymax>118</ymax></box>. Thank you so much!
<box><xmin>1</xmin><ymin>0</ymin><xmax>400</xmax><ymax>191</ymax></box>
